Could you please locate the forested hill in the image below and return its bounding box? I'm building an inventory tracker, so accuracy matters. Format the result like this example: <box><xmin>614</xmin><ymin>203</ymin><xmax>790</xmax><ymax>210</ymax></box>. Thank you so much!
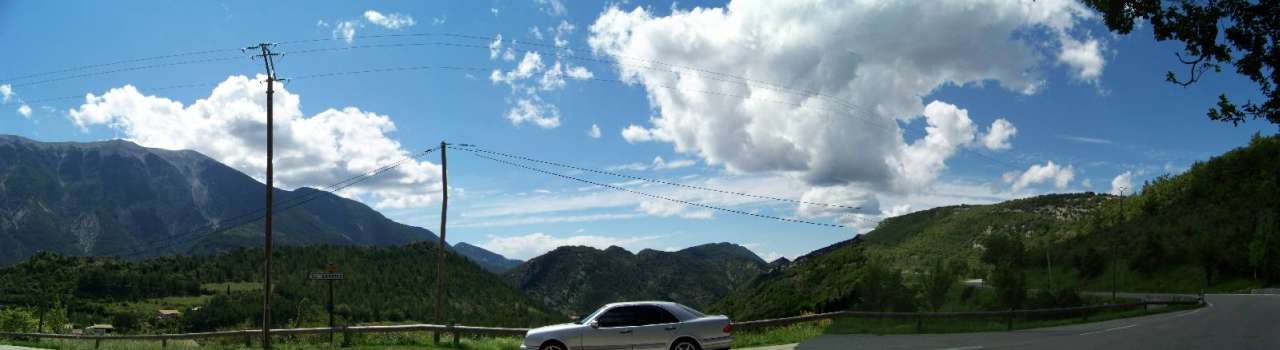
<box><xmin>713</xmin><ymin>133</ymin><xmax>1280</xmax><ymax>321</ymax></box>
<box><xmin>712</xmin><ymin>193</ymin><xmax>1109</xmax><ymax>320</ymax></box>
<box><xmin>1061</xmin><ymin>133</ymin><xmax>1280</xmax><ymax>290</ymax></box>
<box><xmin>0</xmin><ymin>243</ymin><xmax>561</xmax><ymax>332</ymax></box>
<box><xmin>504</xmin><ymin>243</ymin><xmax>767</xmax><ymax>316</ymax></box>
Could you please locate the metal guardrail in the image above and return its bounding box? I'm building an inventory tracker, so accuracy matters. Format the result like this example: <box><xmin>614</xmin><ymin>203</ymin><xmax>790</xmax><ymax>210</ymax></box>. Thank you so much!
<box><xmin>0</xmin><ymin>323</ymin><xmax>529</xmax><ymax>348</ymax></box>
<box><xmin>0</xmin><ymin>299</ymin><xmax>1203</xmax><ymax>348</ymax></box>
<box><xmin>731</xmin><ymin>299</ymin><xmax>1203</xmax><ymax>331</ymax></box>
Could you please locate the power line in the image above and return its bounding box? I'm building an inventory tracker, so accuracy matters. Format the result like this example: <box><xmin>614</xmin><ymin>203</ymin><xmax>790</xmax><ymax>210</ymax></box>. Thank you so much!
<box><xmin>453</xmin><ymin>145</ymin><xmax>865</xmax><ymax>211</ymax></box>
<box><xmin>1</xmin><ymin>48</ymin><xmax>240</xmax><ymax>83</ymax></box>
<box><xmin>22</xmin><ymin>82</ymin><xmax>219</xmax><ymax>105</ymax></box>
<box><xmin>7</xmin><ymin>55</ymin><xmax>247</xmax><ymax>89</ymax></box>
<box><xmin>460</xmin><ymin>149</ymin><xmax>850</xmax><ymax>229</ymax></box>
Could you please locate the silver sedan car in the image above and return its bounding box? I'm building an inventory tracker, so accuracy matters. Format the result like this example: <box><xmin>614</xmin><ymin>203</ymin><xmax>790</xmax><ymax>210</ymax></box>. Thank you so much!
<box><xmin>521</xmin><ymin>301</ymin><xmax>733</xmax><ymax>350</ymax></box>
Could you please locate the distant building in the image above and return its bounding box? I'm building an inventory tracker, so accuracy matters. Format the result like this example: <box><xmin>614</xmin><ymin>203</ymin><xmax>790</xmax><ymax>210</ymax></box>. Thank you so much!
<box><xmin>157</xmin><ymin>309</ymin><xmax>182</xmax><ymax>319</ymax></box>
<box><xmin>86</xmin><ymin>324</ymin><xmax>114</xmax><ymax>335</ymax></box>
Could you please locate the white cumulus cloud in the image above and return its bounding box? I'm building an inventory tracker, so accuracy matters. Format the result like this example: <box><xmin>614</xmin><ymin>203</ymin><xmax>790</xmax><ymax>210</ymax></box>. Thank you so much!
<box><xmin>333</xmin><ymin>21</ymin><xmax>358</xmax><ymax>44</ymax></box>
<box><xmin>1059</xmin><ymin>36</ymin><xmax>1106</xmax><ymax>84</ymax></box>
<box><xmin>489</xmin><ymin>48</ymin><xmax>592</xmax><ymax>130</ymax></box>
<box><xmin>505</xmin><ymin>97</ymin><xmax>561</xmax><ymax>128</ymax></box>
<box><xmin>588</xmin><ymin>0</ymin><xmax>1092</xmax><ymax>192</ymax></box>
<box><xmin>363</xmin><ymin>10</ymin><xmax>416</xmax><ymax>29</ymax></box>
<box><xmin>588</xmin><ymin>124</ymin><xmax>602</xmax><ymax>138</ymax></box>
<box><xmin>67</xmin><ymin>75</ymin><xmax>442</xmax><ymax>209</ymax></box>
<box><xmin>534</xmin><ymin>0</ymin><xmax>567</xmax><ymax>16</ymax></box>
<box><xmin>0</xmin><ymin>84</ymin><xmax>13</xmax><ymax>103</ymax></box>
<box><xmin>17</xmin><ymin>104</ymin><xmax>31</xmax><ymax>118</ymax></box>
<box><xmin>1002</xmin><ymin>161</ymin><xmax>1075</xmax><ymax>192</ymax></box>
<box><xmin>981</xmin><ymin>118</ymin><xmax>1017</xmax><ymax>151</ymax></box>
<box><xmin>1109</xmin><ymin>170</ymin><xmax>1133</xmax><ymax>195</ymax></box>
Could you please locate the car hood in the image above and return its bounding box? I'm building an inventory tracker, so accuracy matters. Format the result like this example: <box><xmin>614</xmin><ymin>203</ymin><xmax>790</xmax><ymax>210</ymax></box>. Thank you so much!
<box><xmin>528</xmin><ymin>323</ymin><xmax>583</xmax><ymax>335</ymax></box>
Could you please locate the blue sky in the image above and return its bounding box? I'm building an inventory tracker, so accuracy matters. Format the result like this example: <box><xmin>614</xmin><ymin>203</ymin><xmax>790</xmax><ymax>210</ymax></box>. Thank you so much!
<box><xmin>1</xmin><ymin>0</ymin><xmax>1274</xmax><ymax>261</ymax></box>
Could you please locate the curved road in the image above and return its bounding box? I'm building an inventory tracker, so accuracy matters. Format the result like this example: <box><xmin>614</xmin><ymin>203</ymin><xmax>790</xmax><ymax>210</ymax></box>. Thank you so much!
<box><xmin>798</xmin><ymin>294</ymin><xmax>1280</xmax><ymax>350</ymax></box>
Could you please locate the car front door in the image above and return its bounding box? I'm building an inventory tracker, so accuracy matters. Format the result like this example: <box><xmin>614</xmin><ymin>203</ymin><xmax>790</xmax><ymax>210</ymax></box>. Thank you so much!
<box><xmin>581</xmin><ymin>306</ymin><xmax>644</xmax><ymax>350</ymax></box>
<box><xmin>630</xmin><ymin>305</ymin><xmax>682</xmax><ymax>350</ymax></box>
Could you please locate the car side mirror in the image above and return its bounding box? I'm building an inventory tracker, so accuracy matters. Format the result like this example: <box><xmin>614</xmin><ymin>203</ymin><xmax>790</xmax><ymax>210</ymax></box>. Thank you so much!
<box><xmin>589</xmin><ymin>321</ymin><xmax>600</xmax><ymax>329</ymax></box>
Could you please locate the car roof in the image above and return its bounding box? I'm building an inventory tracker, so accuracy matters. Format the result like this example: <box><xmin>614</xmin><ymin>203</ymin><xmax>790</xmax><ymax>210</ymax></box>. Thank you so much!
<box><xmin>603</xmin><ymin>301</ymin><xmax>679</xmax><ymax>308</ymax></box>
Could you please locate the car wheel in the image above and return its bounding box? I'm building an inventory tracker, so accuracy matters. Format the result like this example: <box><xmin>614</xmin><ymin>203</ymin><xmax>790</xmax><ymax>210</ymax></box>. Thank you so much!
<box><xmin>671</xmin><ymin>339</ymin><xmax>701</xmax><ymax>350</ymax></box>
<box><xmin>540</xmin><ymin>340</ymin><xmax>567</xmax><ymax>350</ymax></box>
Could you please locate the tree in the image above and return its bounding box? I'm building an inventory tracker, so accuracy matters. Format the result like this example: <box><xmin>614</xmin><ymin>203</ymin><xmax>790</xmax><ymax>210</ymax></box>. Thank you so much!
<box><xmin>1249</xmin><ymin>210</ymin><xmax>1278</xmax><ymax>282</ymax></box>
<box><xmin>855</xmin><ymin>262</ymin><xmax>915</xmax><ymax>312</ymax></box>
<box><xmin>990</xmin><ymin>264</ymin><xmax>1028</xmax><ymax>310</ymax></box>
<box><xmin>920</xmin><ymin>258</ymin><xmax>957</xmax><ymax>311</ymax></box>
<box><xmin>0</xmin><ymin>307</ymin><xmax>37</xmax><ymax>332</ymax></box>
<box><xmin>983</xmin><ymin>233</ymin><xmax>1028</xmax><ymax>309</ymax></box>
<box><xmin>1083</xmin><ymin>0</ymin><xmax>1280</xmax><ymax>126</ymax></box>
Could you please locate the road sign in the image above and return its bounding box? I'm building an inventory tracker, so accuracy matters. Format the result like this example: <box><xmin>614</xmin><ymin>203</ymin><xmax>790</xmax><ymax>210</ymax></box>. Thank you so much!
<box><xmin>308</xmin><ymin>272</ymin><xmax>345</xmax><ymax>280</ymax></box>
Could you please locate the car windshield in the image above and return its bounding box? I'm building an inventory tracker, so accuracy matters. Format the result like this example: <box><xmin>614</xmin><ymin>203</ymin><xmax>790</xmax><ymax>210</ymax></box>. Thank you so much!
<box><xmin>575</xmin><ymin>306</ymin><xmax>608</xmax><ymax>324</ymax></box>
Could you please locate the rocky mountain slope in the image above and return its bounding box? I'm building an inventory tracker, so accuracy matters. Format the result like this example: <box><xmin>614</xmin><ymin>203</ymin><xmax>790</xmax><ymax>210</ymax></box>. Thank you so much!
<box><xmin>0</xmin><ymin>135</ymin><xmax>449</xmax><ymax>265</ymax></box>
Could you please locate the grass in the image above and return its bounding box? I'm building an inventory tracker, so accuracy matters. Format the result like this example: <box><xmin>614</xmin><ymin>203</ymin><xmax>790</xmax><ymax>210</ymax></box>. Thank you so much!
<box><xmin>201</xmin><ymin>282</ymin><xmax>262</xmax><ymax>294</ymax></box>
<box><xmin>0</xmin><ymin>333</ymin><xmax>521</xmax><ymax>350</ymax></box>
<box><xmin>731</xmin><ymin>320</ymin><xmax>829</xmax><ymax>348</ymax></box>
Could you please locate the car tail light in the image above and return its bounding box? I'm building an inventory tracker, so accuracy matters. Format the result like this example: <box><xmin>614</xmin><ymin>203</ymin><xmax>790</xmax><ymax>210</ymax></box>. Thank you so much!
<box><xmin>723</xmin><ymin>324</ymin><xmax>733</xmax><ymax>333</ymax></box>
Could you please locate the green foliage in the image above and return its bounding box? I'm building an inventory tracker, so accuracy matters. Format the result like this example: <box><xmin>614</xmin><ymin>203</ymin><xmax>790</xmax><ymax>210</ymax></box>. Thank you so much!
<box><xmin>0</xmin><ymin>307</ymin><xmax>37</xmax><ymax>332</ymax></box>
<box><xmin>983</xmin><ymin>232</ymin><xmax>1028</xmax><ymax>310</ymax></box>
<box><xmin>1083</xmin><ymin>0</ymin><xmax>1280</xmax><ymax>125</ymax></box>
<box><xmin>1248</xmin><ymin>210</ymin><xmax>1280</xmax><ymax>281</ymax></box>
<box><xmin>854</xmin><ymin>262</ymin><xmax>916</xmax><ymax>312</ymax></box>
<box><xmin>1062</xmin><ymin>133</ymin><xmax>1280</xmax><ymax>289</ymax></box>
<box><xmin>919</xmin><ymin>259</ymin><xmax>957</xmax><ymax>311</ymax></box>
<box><xmin>1026</xmin><ymin>287</ymin><xmax>1084</xmax><ymax>309</ymax></box>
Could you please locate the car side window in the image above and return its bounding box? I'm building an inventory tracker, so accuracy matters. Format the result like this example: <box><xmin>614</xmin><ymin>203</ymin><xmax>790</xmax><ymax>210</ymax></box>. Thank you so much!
<box><xmin>644</xmin><ymin>305</ymin><xmax>680</xmax><ymax>325</ymax></box>
<box><xmin>596</xmin><ymin>306</ymin><xmax>644</xmax><ymax>328</ymax></box>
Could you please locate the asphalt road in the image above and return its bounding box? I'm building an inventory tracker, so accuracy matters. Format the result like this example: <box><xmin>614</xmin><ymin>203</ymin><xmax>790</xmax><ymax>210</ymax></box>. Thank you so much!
<box><xmin>797</xmin><ymin>294</ymin><xmax>1280</xmax><ymax>350</ymax></box>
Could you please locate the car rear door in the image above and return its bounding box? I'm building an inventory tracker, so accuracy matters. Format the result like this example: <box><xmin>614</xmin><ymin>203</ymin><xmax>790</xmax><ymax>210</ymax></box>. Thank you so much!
<box><xmin>630</xmin><ymin>305</ymin><xmax>682</xmax><ymax>350</ymax></box>
<box><xmin>582</xmin><ymin>306</ymin><xmax>644</xmax><ymax>350</ymax></box>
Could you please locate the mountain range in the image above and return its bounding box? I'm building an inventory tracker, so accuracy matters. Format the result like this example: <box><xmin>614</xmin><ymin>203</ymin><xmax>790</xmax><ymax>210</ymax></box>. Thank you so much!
<box><xmin>454</xmin><ymin>242</ymin><xmax>523</xmax><ymax>273</ymax></box>
<box><xmin>503</xmin><ymin>242</ymin><xmax>768</xmax><ymax>315</ymax></box>
<box><xmin>0</xmin><ymin>135</ymin><xmax>516</xmax><ymax>267</ymax></box>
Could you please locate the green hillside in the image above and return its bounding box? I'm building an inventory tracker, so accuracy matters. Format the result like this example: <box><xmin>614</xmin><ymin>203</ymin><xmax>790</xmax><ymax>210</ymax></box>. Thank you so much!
<box><xmin>715</xmin><ymin>133</ymin><xmax>1280</xmax><ymax>321</ymax></box>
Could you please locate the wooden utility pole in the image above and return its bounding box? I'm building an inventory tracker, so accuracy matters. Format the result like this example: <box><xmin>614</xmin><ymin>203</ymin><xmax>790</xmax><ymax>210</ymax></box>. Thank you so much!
<box><xmin>435</xmin><ymin>141</ymin><xmax>449</xmax><ymax>340</ymax></box>
<box><xmin>248</xmin><ymin>42</ymin><xmax>281</xmax><ymax>350</ymax></box>
<box><xmin>1113</xmin><ymin>187</ymin><xmax>1127</xmax><ymax>302</ymax></box>
<box><xmin>1046</xmin><ymin>240</ymin><xmax>1054</xmax><ymax>291</ymax></box>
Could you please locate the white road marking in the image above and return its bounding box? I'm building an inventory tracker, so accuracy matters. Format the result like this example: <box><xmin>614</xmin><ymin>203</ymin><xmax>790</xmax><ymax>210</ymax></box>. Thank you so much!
<box><xmin>934</xmin><ymin>346</ymin><xmax>984</xmax><ymax>350</ymax></box>
<box><xmin>1078</xmin><ymin>323</ymin><xmax>1138</xmax><ymax>336</ymax></box>
<box><xmin>1164</xmin><ymin>307</ymin><xmax>1205</xmax><ymax>320</ymax></box>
